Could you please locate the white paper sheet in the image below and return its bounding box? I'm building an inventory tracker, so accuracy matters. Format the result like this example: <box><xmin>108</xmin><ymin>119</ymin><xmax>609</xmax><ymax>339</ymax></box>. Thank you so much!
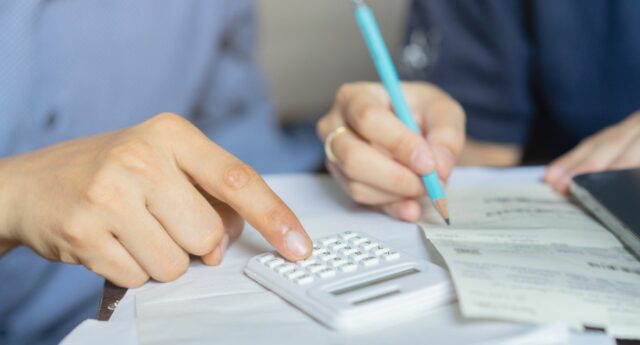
<box><xmin>421</xmin><ymin>183</ymin><xmax>640</xmax><ymax>339</ymax></box>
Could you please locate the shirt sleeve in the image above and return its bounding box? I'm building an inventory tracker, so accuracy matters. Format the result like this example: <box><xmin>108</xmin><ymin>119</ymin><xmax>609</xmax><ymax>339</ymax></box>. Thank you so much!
<box><xmin>405</xmin><ymin>0</ymin><xmax>534</xmax><ymax>146</ymax></box>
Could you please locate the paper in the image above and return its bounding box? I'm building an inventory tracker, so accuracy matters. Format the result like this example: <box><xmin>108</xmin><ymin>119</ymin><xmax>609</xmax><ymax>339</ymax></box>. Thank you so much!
<box><xmin>421</xmin><ymin>184</ymin><xmax>640</xmax><ymax>339</ymax></box>
<box><xmin>60</xmin><ymin>319</ymin><xmax>137</xmax><ymax>345</ymax></box>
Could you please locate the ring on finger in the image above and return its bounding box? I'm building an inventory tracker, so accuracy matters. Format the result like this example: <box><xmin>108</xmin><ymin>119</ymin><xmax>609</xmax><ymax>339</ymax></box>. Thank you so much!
<box><xmin>324</xmin><ymin>126</ymin><xmax>348</xmax><ymax>164</ymax></box>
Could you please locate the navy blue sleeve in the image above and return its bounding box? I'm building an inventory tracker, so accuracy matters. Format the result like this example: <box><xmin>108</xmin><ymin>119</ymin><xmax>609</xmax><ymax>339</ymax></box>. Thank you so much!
<box><xmin>406</xmin><ymin>0</ymin><xmax>534</xmax><ymax>146</ymax></box>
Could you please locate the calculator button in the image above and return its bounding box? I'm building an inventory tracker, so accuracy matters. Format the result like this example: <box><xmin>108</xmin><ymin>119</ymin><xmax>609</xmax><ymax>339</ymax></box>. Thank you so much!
<box><xmin>349</xmin><ymin>237</ymin><xmax>368</xmax><ymax>246</ymax></box>
<box><xmin>275</xmin><ymin>263</ymin><xmax>296</xmax><ymax>274</ymax></box>
<box><xmin>320</xmin><ymin>237</ymin><xmax>339</xmax><ymax>246</ymax></box>
<box><xmin>311</xmin><ymin>245</ymin><xmax>323</xmax><ymax>256</ymax></box>
<box><xmin>318</xmin><ymin>252</ymin><xmax>337</xmax><ymax>261</ymax></box>
<box><xmin>340</xmin><ymin>263</ymin><xmax>358</xmax><ymax>273</ymax></box>
<box><xmin>350</xmin><ymin>251</ymin><xmax>368</xmax><ymax>261</ymax></box>
<box><xmin>314</xmin><ymin>250</ymin><xmax>331</xmax><ymax>258</ymax></box>
<box><xmin>265</xmin><ymin>258</ymin><xmax>285</xmax><ymax>268</ymax></box>
<box><xmin>257</xmin><ymin>253</ymin><xmax>275</xmax><ymax>263</ymax></box>
<box><xmin>361</xmin><ymin>256</ymin><xmax>380</xmax><ymax>267</ymax></box>
<box><xmin>340</xmin><ymin>231</ymin><xmax>358</xmax><ymax>240</ymax></box>
<box><xmin>383</xmin><ymin>251</ymin><xmax>400</xmax><ymax>261</ymax></box>
<box><xmin>328</xmin><ymin>257</ymin><xmax>348</xmax><ymax>268</ymax></box>
<box><xmin>340</xmin><ymin>246</ymin><xmax>358</xmax><ymax>255</ymax></box>
<box><xmin>295</xmin><ymin>274</ymin><xmax>315</xmax><ymax>285</ymax></box>
<box><xmin>316</xmin><ymin>268</ymin><xmax>336</xmax><ymax>279</ymax></box>
<box><xmin>329</xmin><ymin>241</ymin><xmax>348</xmax><ymax>251</ymax></box>
<box><xmin>360</xmin><ymin>241</ymin><xmax>378</xmax><ymax>251</ymax></box>
<box><xmin>373</xmin><ymin>247</ymin><xmax>391</xmax><ymax>256</ymax></box>
<box><xmin>285</xmin><ymin>270</ymin><xmax>306</xmax><ymax>280</ymax></box>
<box><xmin>297</xmin><ymin>259</ymin><xmax>317</xmax><ymax>268</ymax></box>
<box><xmin>307</xmin><ymin>263</ymin><xmax>327</xmax><ymax>273</ymax></box>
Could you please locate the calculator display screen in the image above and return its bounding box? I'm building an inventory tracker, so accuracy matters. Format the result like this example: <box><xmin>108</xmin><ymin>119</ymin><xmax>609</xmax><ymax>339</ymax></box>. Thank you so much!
<box><xmin>330</xmin><ymin>268</ymin><xmax>419</xmax><ymax>296</ymax></box>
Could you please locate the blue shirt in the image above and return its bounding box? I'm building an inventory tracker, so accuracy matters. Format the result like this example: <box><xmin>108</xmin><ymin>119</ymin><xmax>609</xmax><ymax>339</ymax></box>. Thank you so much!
<box><xmin>0</xmin><ymin>1</ymin><xmax>322</xmax><ymax>344</ymax></box>
<box><xmin>404</xmin><ymin>0</ymin><xmax>640</xmax><ymax>158</ymax></box>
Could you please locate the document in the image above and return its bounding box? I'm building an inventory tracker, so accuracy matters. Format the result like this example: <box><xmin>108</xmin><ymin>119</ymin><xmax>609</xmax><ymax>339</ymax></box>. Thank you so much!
<box><xmin>421</xmin><ymin>184</ymin><xmax>640</xmax><ymax>340</ymax></box>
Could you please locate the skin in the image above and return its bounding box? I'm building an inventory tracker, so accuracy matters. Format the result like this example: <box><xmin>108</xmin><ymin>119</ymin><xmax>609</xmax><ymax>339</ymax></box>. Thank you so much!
<box><xmin>319</xmin><ymin>81</ymin><xmax>640</xmax><ymax>220</ymax></box>
<box><xmin>0</xmin><ymin>113</ymin><xmax>312</xmax><ymax>288</ymax></box>
<box><xmin>545</xmin><ymin>111</ymin><xmax>640</xmax><ymax>194</ymax></box>
<box><xmin>317</xmin><ymin>82</ymin><xmax>465</xmax><ymax>222</ymax></box>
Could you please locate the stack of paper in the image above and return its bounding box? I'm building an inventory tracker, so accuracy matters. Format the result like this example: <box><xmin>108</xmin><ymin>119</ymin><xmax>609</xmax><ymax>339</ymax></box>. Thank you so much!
<box><xmin>421</xmin><ymin>184</ymin><xmax>640</xmax><ymax>340</ymax></box>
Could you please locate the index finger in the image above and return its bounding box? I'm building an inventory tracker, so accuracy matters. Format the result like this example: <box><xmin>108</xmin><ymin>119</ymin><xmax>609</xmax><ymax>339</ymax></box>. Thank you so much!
<box><xmin>172</xmin><ymin>126</ymin><xmax>312</xmax><ymax>261</ymax></box>
<box><xmin>338</xmin><ymin>83</ymin><xmax>438</xmax><ymax>176</ymax></box>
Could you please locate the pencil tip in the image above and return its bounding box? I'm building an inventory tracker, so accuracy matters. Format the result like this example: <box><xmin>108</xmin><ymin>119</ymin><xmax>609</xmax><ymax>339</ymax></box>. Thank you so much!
<box><xmin>445</xmin><ymin>218</ymin><xmax>450</xmax><ymax>226</ymax></box>
<box><xmin>433</xmin><ymin>199</ymin><xmax>450</xmax><ymax>226</ymax></box>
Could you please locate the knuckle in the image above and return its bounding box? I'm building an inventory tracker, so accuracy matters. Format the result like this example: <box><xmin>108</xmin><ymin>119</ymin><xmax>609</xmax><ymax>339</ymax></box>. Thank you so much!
<box><xmin>449</xmin><ymin>99</ymin><xmax>465</xmax><ymax>119</ymax></box>
<box><xmin>153</xmin><ymin>251</ymin><xmax>190</xmax><ymax>282</ymax></box>
<box><xmin>352</xmin><ymin>105</ymin><xmax>378</xmax><ymax>126</ymax></box>
<box><xmin>111</xmin><ymin>268</ymin><xmax>149</xmax><ymax>288</ymax></box>
<box><xmin>389</xmin><ymin>132</ymin><xmax>419</xmax><ymax>160</ymax></box>
<box><xmin>190</xmin><ymin>227</ymin><xmax>222</xmax><ymax>256</ymax></box>
<box><xmin>145</xmin><ymin>112</ymin><xmax>191</xmax><ymax>133</ymax></box>
<box><xmin>335</xmin><ymin>84</ymin><xmax>355</xmax><ymax>104</ymax></box>
<box><xmin>106</xmin><ymin>259</ymin><xmax>149</xmax><ymax>287</ymax></box>
<box><xmin>123</xmin><ymin>272</ymin><xmax>150</xmax><ymax>288</ymax></box>
<box><xmin>222</xmin><ymin>163</ymin><xmax>258</xmax><ymax>191</ymax></box>
<box><xmin>60</xmin><ymin>212</ymin><xmax>91</xmax><ymax>248</ymax></box>
<box><xmin>85</xmin><ymin>169</ymin><xmax>130</xmax><ymax>207</ymax></box>
<box><xmin>104</xmin><ymin>139</ymin><xmax>160</xmax><ymax>178</ymax></box>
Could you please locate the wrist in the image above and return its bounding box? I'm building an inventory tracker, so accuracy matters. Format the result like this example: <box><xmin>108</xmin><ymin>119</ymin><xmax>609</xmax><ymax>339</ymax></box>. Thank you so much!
<box><xmin>0</xmin><ymin>157</ymin><xmax>20</xmax><ymax>256</ymax></box>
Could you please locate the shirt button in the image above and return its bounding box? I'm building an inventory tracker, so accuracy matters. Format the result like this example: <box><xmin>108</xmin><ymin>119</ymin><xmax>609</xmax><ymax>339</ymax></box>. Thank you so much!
<box><xmin>44</xmin><ymin>111</ymin><xmax>57</xmax><ymax>129</ymax></box>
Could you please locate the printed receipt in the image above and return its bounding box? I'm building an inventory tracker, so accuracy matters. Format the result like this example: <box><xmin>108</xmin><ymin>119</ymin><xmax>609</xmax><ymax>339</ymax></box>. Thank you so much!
<box><xmin>420</xmin><ymin>185</ymin><xmax>640</xmax><ymax>340</ymax></box>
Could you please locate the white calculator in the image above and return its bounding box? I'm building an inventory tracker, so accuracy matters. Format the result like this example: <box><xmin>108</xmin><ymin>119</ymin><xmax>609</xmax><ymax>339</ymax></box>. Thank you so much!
<box><xmin>244</xmin><ymin>231</ymin><xmax>454</xmax><ymax>332</ymax></box>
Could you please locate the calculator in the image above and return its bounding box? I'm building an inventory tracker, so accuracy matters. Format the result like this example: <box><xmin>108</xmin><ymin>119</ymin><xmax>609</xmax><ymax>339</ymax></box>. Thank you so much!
<box><xmin>244</xmin><ymin>231</ymin><xmax>454</xmax><ymax>332</ymax></box>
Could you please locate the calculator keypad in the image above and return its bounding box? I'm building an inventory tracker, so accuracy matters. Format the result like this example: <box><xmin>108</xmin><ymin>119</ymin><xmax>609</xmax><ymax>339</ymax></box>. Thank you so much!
<box><xmin>259</xmin><ymin>232</ymin><xmax>400</xmax><ymax>283</ymax></box>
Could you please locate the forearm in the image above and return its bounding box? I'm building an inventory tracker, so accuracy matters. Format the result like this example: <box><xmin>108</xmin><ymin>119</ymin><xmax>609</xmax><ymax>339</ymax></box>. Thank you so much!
<box><xmin>0</xmin><ymin>157</ymin><xmax>20</xmax><ymax>256</ymax></box>
<box><xmin>458</xmin><ymin>138</ymin><xmax>523</xmax><ymax>167</ymax></box>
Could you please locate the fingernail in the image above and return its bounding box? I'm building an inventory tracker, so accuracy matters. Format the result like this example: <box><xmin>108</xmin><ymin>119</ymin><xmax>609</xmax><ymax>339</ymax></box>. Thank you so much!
<box><xmin>559</xmin><ymin>173</ymin><xmax>575</xmax><ymax>191</ymax></box>
<box><xmin>545</xmin><ymin>166</ymin><xmax>564</xmax><ymax>183</ymax></box>
<box><xmin>411</xmin><ymin>148</ymin><xmax>435</xmax><ymax>174</ymax></box>
<box><xmin>285</xmin><ymin>231</ymin><xmax>310</xmax><ymax>258</ymax></box>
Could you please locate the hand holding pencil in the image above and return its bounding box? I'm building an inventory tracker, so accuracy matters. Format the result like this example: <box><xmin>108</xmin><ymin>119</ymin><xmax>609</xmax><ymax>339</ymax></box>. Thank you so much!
<box><xmin>317</xmin><ymin>1</ymin><xmax>464</xmax><ymax>223</ymax></box>
<box><xmin>318</xmin><ymin>83</ymin><xmax>464</xmax><ymax>222</ymax></box>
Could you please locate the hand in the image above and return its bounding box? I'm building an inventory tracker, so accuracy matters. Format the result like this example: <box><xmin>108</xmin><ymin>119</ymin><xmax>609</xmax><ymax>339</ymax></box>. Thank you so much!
<box><xmin>545</xmin><ymin>111</ymin><xmax>640</xmax><ymax>194</ymax></box>
<box><xmin>317</xmin><ymin>82</ymin><xmax>465</xmax><ymax>222</ymax></box>
<box><xmin>0</xmin><ymin>113</ymin><xmax>312</xmax><ymax>287</ymax></box>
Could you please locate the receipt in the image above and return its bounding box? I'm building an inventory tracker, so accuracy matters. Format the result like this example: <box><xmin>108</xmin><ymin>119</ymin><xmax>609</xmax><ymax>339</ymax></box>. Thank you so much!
<box><xmin>421</xmin><ymin>184</ymin><xmax>640</xmax><ymax>340</ymax></box>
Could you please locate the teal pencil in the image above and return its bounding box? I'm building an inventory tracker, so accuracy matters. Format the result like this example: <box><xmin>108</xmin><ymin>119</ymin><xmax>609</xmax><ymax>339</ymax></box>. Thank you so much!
<box><xmin>352</xmin><ymin>0</ymin><xmax>450</xmax><ymax>224</ymax></box>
